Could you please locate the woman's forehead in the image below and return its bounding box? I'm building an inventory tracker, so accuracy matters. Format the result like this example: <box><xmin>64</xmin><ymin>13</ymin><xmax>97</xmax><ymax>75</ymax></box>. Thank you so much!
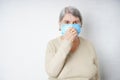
<box><xmin>62</xmin><ymin>13</ymin><xmax>80</xmax><ymax>21</ymax></box>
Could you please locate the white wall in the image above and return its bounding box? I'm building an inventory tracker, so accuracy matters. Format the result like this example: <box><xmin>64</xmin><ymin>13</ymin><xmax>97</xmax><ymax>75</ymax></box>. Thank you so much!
<box><xmin>0</xmin><ymin>0</ymin><xmax>120</xmax><ymax>80</ymax></box>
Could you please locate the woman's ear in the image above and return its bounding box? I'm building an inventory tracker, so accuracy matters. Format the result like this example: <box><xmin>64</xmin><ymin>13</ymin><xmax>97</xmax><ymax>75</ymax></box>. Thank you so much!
<box><xmin>59</xmin><ymin>27</ymin><xmax>61</xmax><ymax>31</ymax></box>
<box><xmin>59</xmin><ymin>22</ymin><xmax>61</xmax><ymax>31</ymax></box>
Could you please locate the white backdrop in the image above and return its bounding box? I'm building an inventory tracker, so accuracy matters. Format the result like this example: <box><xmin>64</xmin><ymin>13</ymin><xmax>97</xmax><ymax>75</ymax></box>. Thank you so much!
<box><xmin>0</xmin><ymin>0</ymin><xmax>120</xmax><ymax>80</ymax></box>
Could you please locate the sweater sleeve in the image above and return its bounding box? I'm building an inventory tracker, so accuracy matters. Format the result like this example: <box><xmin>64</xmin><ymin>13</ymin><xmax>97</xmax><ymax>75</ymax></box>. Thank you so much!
<box><xmin>94</xmin><ymin>54</ymin><xmax>101</xmax><ymax>80</ymax></box>
<box><xmin>87</xmin><ymin>41</ymin><xmax>101</xmax><ymax>80</ymax></box>
<box><xmin>91</xmin><ymin>44</ymin><xmax>101</xmax><ymax>80</ymax></box>
<box><xmin>45</xmin><ymin>39</ymin><xmax>72</xmax><ymax>78</ymax></box>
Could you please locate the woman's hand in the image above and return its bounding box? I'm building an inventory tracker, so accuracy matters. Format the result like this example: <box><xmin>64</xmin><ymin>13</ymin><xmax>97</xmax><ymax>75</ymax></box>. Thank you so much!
<box><xmin>62</xmin><ymin>27</ymin><xmax>77</xmax><ymax>42</ymax></box>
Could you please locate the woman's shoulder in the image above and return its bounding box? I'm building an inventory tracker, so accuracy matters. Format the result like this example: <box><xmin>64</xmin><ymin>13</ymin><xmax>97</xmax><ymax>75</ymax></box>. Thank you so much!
<box><xmin>79</xmin><ymin>36</ymin><xmax>93</xmax><ymax>45</ymax></box>
<box><xmin>79</xmin><ymin>36</ymin><xmax>96</xmax><ymax>51</ymax></box>
<box><xmin>80</xmin><ymin>36</ymin><xmax>97</xmax><ymax>57</ymax></box>
<box><xmin>47</xmin><ymin>36</ymin><xmax>61</xmax><ymax>46</ymax></box>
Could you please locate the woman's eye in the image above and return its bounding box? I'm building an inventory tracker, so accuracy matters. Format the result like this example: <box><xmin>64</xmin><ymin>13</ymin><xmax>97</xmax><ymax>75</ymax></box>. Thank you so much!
<box><xmin>65</xmin><ymin>21</ymin><xmax>69</xmax><ymax>24</ymax></box>
<box><xmin>73</xmin><ymin>21</ymin><xmax>78</xmax><ymax>24</ymax></box>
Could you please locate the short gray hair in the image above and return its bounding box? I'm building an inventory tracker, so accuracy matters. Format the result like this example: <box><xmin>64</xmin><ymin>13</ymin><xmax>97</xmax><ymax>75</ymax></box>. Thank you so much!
<box><xmin>59</xmin><ymin>6</ymin><xmax>83</xmax><ymax>25</ymax></box>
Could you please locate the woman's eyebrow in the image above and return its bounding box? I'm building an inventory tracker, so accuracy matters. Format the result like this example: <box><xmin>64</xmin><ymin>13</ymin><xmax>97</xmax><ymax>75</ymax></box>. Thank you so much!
<box><xmin>63</xmin><ymin>20</ymin><xmax>70</xmax><ymax>21</ymax></box>
<box><xmin>63</xmin><ymin>20</ymin><xmax>70</xmax><ymax>22</ymax></box>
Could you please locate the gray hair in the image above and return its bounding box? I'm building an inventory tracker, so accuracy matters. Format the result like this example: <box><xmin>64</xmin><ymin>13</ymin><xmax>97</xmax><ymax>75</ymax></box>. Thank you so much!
<box><xmin>59</xmin><ymin>6</ymin><xmax>83</xmax><ymax>25</ymax></box>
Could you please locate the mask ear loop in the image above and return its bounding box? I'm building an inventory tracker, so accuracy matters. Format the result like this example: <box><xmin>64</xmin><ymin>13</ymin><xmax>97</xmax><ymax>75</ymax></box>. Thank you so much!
<box><xmin>59</xmin><ymin>23</ymin><xmax>62</xmax><ymax>31</ymax></box>
<box><xmin>59</xmin><ymin>27</ymin><xmax>61</xmax><ymax>31</ymax></box>
<box><xmin>78</xmin><ymin>23</ymin><xmax>83</xmax><ymax>37</ymax></box>
<box><xmin>59</xmin><ymin>23</ymin><xmax>61</xmax><ymax>31</ymax></box>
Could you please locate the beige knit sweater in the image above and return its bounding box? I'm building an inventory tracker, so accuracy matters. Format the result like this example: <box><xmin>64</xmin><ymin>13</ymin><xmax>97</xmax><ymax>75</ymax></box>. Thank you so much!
<box><xmin>45</xmin><ymin>36</ymin><xmax>100</xmax><ymax>80</ymax></box>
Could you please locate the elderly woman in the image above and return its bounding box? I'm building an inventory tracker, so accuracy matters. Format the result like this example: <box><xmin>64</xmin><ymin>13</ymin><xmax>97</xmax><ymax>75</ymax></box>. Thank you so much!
<box><xmin>45</xmin><ymin>6</ymin><xmax>100</xmax><ymax>80</ymax></box>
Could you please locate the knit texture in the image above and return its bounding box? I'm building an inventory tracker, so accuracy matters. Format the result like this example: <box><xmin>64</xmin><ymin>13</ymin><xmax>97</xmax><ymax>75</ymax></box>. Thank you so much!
<box><xmin>45</xmin><ymin>36</ymin><xmax>100</xmax><ymax>80</ymax></box>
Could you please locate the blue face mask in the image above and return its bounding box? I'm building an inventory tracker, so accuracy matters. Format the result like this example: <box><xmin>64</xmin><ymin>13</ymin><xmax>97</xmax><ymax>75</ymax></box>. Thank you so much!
<box><xmin>61</xmin><ymin>24</ymin><xmax>81</xmax><ymax>35</ymax></box>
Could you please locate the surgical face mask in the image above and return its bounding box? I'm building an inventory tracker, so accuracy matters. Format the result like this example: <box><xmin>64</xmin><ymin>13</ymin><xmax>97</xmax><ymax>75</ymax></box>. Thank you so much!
<box><xmin>61</xmin><ymin>24</ymin><xmax>81</xmax><ymax>35</ymax></box>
